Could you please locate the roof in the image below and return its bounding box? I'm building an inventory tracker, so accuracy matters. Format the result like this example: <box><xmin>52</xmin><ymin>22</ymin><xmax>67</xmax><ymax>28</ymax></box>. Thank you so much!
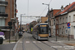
<box><xmin>55</xmin><ymin>2</ymin><xmax>75</xmax><ymax>18</ymax></box>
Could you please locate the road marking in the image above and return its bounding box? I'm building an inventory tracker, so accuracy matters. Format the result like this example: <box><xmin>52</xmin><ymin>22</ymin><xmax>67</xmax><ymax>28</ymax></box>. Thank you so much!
<box><xmin>57</xmin><ymin>41</ymin><xmax>63</xmax><ymax>43</ymax></box>
<box><xmin>51</xmin><ymin>41</ymin><xmax>56</xmax><ymax>42</ymax></box>
<box><xmin>64</xmin><ymin>46</ymin><xmax>75</xmax><ymax>49</ymax></box>
<box><xmin>33</xmin><ymin>41</ymin><xmax>36</xmax><ymax>43</ymax></box>
<box><xmin>37</xmin><ymin>41</ymin><xmax>41</xmax><ymax>43</ymax></box>
<box><xmin>13</xmin><ymin>38</ymin><xmax>22</xmax><ymax>50</ymax></box>
<box><xmin>26</xmin><ymin>41</ymin><xmax>30</xmax><ymax>43</ymax></box>
<box><xmin>51</xmin><ymin>46</ymin><xmax>75</xmax><ymax>49</ymax></box>
<box><xmin>43</xmin><ymin>41</ymin><xmax>48</xmax><ymax>43</ymax></box>
<box><xmin>50</xmin><ymin>41</ymin><xmax>63</xmax><ymax>43</ymax></box>
<box><xmin>51</xmin><ymin>46</ymin><xmax>62</xmax><ymax>48</ymax></box>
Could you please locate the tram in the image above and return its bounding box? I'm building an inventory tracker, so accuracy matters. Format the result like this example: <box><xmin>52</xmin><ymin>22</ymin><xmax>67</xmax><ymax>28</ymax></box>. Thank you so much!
<box><xmin>32</xmin><ymin>23</ymin><xmax>49</xmax><ymax>40</ymax></box>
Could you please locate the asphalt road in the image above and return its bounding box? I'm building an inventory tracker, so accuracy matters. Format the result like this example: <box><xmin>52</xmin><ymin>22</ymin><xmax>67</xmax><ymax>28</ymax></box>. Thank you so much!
<box><xmin>0</xmin><ymin>43</ymin><xmax>15</xmax><ymax>50</ymax></box>
<box><xmin>15</xmin><ymin>32</ymin><xmax>75</xmax><ymax>50</ymax></box>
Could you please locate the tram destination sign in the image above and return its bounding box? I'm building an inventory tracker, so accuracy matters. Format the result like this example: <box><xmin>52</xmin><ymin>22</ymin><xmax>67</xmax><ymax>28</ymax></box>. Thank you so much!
<box><xmin>40</xmin><ymin>25</ymin><xmax>47</xmax><ymax>27</ymax></box>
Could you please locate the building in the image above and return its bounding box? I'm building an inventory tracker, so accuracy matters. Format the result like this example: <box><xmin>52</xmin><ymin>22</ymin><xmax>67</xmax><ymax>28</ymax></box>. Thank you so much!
<box><xmin>55</xmin><ymin>2</ymin><xmax>75</xmax><ymax>39</ymax></box>
<box><xmin>0</xmin><ymin>0</ymin><xmax>17</xmax><ymax>39</ymax></box>
<box><xmin>41</xmin><ymin>17</ymin><xmax>48</xmax><ymax>23</ymax></box>
<box><xmin>50</xmin><ymin>9</ymin><xmax>61</xmax><ymax>36</ymax></box>
<box><xmin>46</xmin><ymin>9</ymin><xmax>60</xmax><ymax>36</ymax></box>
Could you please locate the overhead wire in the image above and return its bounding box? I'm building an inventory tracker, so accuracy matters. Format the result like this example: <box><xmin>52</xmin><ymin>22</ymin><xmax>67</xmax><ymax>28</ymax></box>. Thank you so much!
<box><xmin>39</xmin><ymin>0</ymin><xmax>52</xmax><ymax>16</ymax></box>
<box><xmin>39</xmin><ymin>6</ymin><xmax>48</xmax><ymax>16</ymax></box>
<box><xmin>26</xmin><ymin>0</ymin><xmax>52</xmax><ymax>20</ymax></box>
<box><xmin>49</xmin><ymin>0</ymin><xmax>52</xmax><ymax>4</ymax></box>
<box><xmin>27</xmin><ymin>0</ymin><xmax>29</xmax><ymax>16</ymax></box>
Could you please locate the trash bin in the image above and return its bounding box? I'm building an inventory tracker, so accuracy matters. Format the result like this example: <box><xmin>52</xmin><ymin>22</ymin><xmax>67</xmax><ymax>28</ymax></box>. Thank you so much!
<box><xmin>0</xmin><ymin>37</ymin><xmax>3</xmax><ymax>44</ymax></box>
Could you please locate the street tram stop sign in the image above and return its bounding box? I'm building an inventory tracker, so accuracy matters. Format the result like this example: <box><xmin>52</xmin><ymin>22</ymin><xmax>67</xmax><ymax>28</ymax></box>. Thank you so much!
<box><xmin>67</xmin><ymin>22</ymin><xmax>70</xmax><ymax>29</ymax></box>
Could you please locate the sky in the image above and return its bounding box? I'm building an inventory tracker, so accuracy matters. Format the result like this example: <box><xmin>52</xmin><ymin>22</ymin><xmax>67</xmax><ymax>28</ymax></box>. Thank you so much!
<box><xmin>17</xmin><ymin>0</ymin><xmax>75</xmax><ymax>24</ymax></box>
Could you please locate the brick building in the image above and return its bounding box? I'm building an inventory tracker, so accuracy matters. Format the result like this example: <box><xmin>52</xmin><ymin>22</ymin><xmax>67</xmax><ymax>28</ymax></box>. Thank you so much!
<box><xmin>0</xmin><ymin>0</ymin><xmax>17</xmax><ymax>39</ymax></box>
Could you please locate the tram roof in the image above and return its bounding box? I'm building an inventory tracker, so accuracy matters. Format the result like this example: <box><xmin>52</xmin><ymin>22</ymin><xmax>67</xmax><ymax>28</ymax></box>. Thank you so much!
<box><xmin>33</xmin><ymin>23</ymin><xmax>48</xmax><ymax>28</ymax></box>
<box><xmin>37</xmin><ymin>23</ymin><xmax>48</xmax><ymax>25</ymax></box>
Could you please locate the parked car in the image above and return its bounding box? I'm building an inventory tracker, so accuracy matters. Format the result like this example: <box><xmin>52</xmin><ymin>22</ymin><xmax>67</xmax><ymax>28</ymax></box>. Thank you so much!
<box><xmin>18</xmin><ymin>31</ymin><xmax>23</xmax><ymax>36</ymax></box>
<box><xmin>0</xmin><ymin>32</ymin><xmax>5</xmax><ymax>44</ymax></box>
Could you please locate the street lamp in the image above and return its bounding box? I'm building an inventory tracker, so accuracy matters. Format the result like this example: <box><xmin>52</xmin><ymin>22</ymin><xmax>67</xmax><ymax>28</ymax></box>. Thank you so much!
<box><xmin>20</xmin><ymin>14</ymin><xmax>25</xmax><ymax>32</ymax></box>
<box><xmin>42</xmin><ymin>3</ymin><xmax>50</xmax><ymax>11</ymax></box>
<box><xmin>42</xmin><ymin>3</ymin><xmax>50</xmax><ymax>26</ymax></box>
<box><xmin>42</xmin><ymin>3</ymin><xmax>51</xmax><ymax>37</ymax></box>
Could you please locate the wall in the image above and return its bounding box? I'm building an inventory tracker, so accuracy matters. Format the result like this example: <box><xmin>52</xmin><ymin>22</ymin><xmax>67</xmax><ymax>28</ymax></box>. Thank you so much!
<box><xmin>41</xmin><ymin>17</ymin><xmax>48</xmax><ymax>23</ymax></box>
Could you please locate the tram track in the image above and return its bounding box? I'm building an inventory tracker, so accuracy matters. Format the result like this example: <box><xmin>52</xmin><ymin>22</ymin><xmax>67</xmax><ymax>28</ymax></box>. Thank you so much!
<box><xmin>29</xmin><ymin>34</ymin><xmax>56</xmax><ymax>50</ymax></box>
<box><xmin>22</xmin><ymin>35</ymin><xmax>26</xmax><ymax>50</ymax></box>
<box><xmin>41</xmin><ymin>41</ymin><xmax>57</xmax><ymax>50</ymax></box>
<box><xmin>22</xmin><ymin>33</ymin><xmax>74</xmax><ymax>50</ymax></box>
<box><xmin>28</xmin><ymin>34</ymin><xmax>42</xmax><ymax>50</ymax></box>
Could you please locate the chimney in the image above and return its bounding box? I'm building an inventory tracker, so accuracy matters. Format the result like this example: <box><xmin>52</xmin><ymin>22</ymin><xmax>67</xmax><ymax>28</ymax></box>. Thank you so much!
<box><xmin>61</xmin><ymin>5</ymin><xmax>64</xmax><ymax>11</ymax></box>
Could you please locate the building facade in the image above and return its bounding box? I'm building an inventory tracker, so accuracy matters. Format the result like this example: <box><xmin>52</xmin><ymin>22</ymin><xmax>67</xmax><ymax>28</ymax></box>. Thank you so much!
<box><xmin>41</xmin><ymin>17</ymin><xmax>48</xmax><ymax>23</ymax></box>
<box><xmin>0</xmin><ymin>0</ymin><xmax>17</xmax><ymax>39</ymax></box>
<box><xmin>55</xmin><ymin>2</ymin><xmax>75</xmax><ymax>39</ymax></box>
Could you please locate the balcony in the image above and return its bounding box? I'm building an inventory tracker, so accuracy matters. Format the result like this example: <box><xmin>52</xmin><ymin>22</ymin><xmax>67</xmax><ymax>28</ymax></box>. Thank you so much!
<box><xmin>0</xmin><ymin>26</ymin><xmax>9</xmax><ymax>29</ymax></box>
<box><xmin>0</xmin><ymin>1</ymin><xmax>8</xmax><ymax>6</ymax></box>
<box><xmin>0</xmin><ymin>13</ymin><xmax>8</xmax><ymax>18</ymax></box>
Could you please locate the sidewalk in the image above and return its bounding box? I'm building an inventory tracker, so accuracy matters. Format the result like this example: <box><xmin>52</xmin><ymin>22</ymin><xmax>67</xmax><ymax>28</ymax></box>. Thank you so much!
<box><xmin>3</xmin><ymin>33</ymin><xmax>19</xmax><ymax>44</ymax></box>
<box><xmin>49</xmin><ymin>36</ymin><xmax>75</xmax><ymax>46</ymax></box>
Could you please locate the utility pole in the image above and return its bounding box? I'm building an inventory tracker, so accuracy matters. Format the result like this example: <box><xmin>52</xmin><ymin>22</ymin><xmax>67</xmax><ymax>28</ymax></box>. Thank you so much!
<box><xmin>20</xmin><ymin>14</ymin><xmax>22</xmax><ymax>32</ymax></box>
<box><xmin>20</xmin><ymin>14</ymin><xmax>25</xmax><ymax>32</ymax></box>
<box><xmin>42</xmin><ymin>3</ymin><xmax>51</xmax><ymax>36</ymax></box>
<box><xmin>42</xmin><ymin>3</ymin><xmax>50</xmax><ymax>26</ymax></box>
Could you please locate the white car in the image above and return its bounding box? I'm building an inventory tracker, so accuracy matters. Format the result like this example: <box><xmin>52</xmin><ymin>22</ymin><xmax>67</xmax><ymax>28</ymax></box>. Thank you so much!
<box><xmin>0</xmin><ymin>32</ymin><xmax>5</xmax><ymax>44</ymax></box>
<box><xmin>0</xmin><ymin>32</ymin><xmax>5</xmax><ymax>40</ymax></box>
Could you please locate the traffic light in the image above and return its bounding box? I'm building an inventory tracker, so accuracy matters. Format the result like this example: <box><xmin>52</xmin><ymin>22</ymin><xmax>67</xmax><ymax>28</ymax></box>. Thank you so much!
<box><xmin>8</xmin><ymin>22</ymin><xmax>12</xmax><ymax>29</ymax></box>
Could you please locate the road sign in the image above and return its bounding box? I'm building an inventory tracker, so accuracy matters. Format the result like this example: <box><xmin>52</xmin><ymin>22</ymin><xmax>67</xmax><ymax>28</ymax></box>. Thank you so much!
<box><xmin>67</xmin><ymin>22</ymin><xmax>70</xmax><ymax>27</ymax></box>
<box><xmin>67</xmin><ymin>27</ymin><xmax>70</xmax><ymax>29</ymax></box>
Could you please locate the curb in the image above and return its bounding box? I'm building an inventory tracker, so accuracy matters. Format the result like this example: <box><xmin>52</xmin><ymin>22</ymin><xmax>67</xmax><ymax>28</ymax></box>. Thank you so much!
<box><xmin>13</xmin><ymin>38</ymin><xmax>22</xmax><ymax>50</ymax></box>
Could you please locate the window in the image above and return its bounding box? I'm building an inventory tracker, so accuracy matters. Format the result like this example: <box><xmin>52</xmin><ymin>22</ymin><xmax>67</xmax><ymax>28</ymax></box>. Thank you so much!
<box><xmin>59</xmin><ymin>28</ymin><xmax>61</xmax><ymax>35</ymax></box>
<box><xmin>54</xmin><ymin>19</ymin><xmax>55</xmax><ymax>25</ymax></box>
<box><xmin>60</xmin><ymin>18</ymin><xmax>61</xmax><ymax>24</ymax></box>
<box><xmin>52</xmin><ymin>12</ymin><xmax>53</xmax><ymax>17</ymax></box>
<box><xmin>0</xmin><ymin>6</ymin><xmax>5</xmax><ymax>14</ymax></box>
<box><xmin>0</xmin><ymin>19</ymin><xmax>5</xmax><ymax>26</ymax></box>
<box><xmin>40</xmin><ymin>27</ymin><xmax>47</xmax><ymax>34</ymax></box>
<box><xmin>69</xmin><ymin>16</ymin><xmax>71</xmax><ymax>22</ymax></box>
<box><xmin>65</xmin><ymin>28</ymin><xmax>67</xmax><ymax>34</ymax></box>
<box><xmin>66</xmin><ymin>17</ymin><xmax>68</xmax><ymax>22</ymax></box>
<box><xmin>63</xmin><ymin>18</ymin><xmax>64</xmax><ymax>23</ymax></box>
<box><xmin>73</xmin><ymin>15</ymin><xmax>75</xmax><ymax>22</ymax></box>
<box><xmin>63</xmin><ymin>26</ymin><xmax>64</xmax><ymax>28</ymax></box>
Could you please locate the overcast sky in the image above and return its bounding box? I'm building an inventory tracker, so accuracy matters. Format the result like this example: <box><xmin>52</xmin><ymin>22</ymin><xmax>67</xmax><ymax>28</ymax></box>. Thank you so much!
<box><xmin>17</xmin><ymin>0</ymin><xmax>75</xmax><ymax>24</ymax></box>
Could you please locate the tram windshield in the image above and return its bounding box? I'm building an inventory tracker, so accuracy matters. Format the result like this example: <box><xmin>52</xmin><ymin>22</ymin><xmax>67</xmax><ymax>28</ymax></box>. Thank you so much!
<box><xmin>40</xmin><ymin>27</ymin><xmax>48</xmax><ymax>34</ymax></box>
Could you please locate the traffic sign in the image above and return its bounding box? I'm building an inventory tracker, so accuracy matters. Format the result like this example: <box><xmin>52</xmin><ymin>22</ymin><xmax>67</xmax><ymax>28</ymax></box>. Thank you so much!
<box><xmin>68</xmin><ymin>27</ymin><xmax>70</xmax><ymax>29</ymax></box>
<box><xmin>67</xmin><ymin>22</ymin><xmax>70</xmax><ymax>27</ymax></box>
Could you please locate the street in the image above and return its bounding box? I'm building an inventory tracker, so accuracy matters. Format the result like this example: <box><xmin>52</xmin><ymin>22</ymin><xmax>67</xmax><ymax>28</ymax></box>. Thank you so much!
<box><xmin>14</xmin><ymin>32</ymin><xmax>75</xmax><ymax>50</ymax></box>
<box><xmin>0</xmin><ymin>43</ymin><xmax>15</xmax><ymax>50</ymax></box>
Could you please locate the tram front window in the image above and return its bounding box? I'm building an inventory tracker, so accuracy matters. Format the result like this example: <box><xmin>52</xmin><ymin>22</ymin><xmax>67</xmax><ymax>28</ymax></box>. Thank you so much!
<box><xmin>40</xmin><ymin>27</ymin><xmax>47</xmax><ymax>34</ymax></box>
